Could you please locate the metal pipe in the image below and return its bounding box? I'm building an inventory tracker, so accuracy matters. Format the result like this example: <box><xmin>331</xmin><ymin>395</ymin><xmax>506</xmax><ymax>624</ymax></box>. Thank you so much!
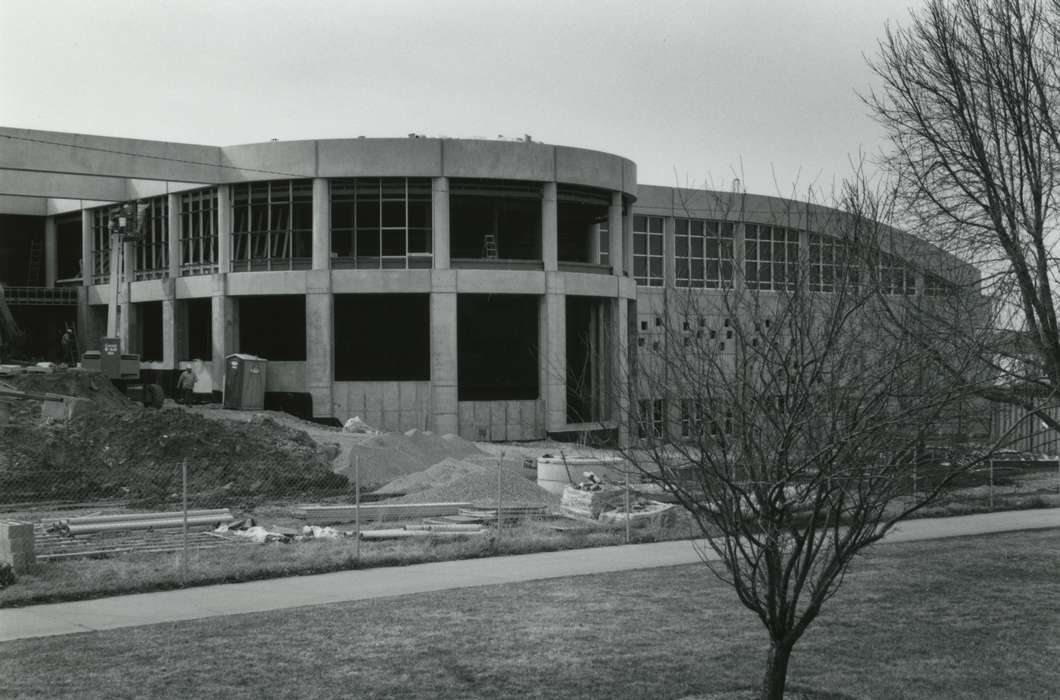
<box><xmin>66</xmin><ymin>514</ymin><xmax>232</xmax><ymax>535</ymax></box>
<box><xmin>64</xmin><ymin>509</ymin><xmax>230</xmax><ymax>526</ymax></box>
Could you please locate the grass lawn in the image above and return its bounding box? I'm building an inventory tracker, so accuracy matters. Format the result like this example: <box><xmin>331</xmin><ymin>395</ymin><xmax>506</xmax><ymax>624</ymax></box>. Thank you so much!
<box><xmin>2</xmin><ymin>530</ymin><xmax>1058</xmax><ymax>699</ymax></box>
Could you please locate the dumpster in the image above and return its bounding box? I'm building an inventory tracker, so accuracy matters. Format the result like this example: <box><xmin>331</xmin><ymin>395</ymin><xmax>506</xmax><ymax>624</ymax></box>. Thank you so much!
<box><xmin>223</xmin><ymin>354</ymin><xmax>267</xmax><ymax>410</ymax></box>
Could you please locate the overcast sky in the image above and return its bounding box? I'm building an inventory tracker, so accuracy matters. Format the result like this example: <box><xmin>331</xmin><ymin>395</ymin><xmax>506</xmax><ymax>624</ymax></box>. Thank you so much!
<box><xmin>0</xmin><ymin>0</ymin><xmax>918</xmax><ymax>197</ymax></box>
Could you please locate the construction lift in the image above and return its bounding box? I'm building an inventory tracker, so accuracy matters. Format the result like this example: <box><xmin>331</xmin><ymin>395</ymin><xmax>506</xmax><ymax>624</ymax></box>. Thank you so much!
<box><xmin>79</xmin><ymin>201</ymin><xmax>164</xmax><ymax>408</ymax></box>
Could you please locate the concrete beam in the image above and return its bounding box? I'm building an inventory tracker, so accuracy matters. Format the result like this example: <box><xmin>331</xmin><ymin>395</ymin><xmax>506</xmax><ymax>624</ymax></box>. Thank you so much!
<box><xmin>0</xmin><ymin>127</ymin><xmax>223</xmax><ymax>184</ymax></box>
<box><xmin>0</xmin><ymin>169</ymin><xmax>129</xmax><ymax>201</ymax></box>
<box><xmin>0</xmin><ymin>195</ymin><xmax>46</xmax><ymax>216</ymax></box>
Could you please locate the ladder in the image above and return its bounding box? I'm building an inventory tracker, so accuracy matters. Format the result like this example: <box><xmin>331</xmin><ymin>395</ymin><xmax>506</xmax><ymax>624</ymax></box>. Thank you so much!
<box><xmin>27</xmin><ymin>239</ymin><xmax>43</xmax><ymax>286</ymax></box>
<box><xmin>482</xmin><ymin>233</ymin><xmax>498</xmax><ymax>260</ymax></box>
<box><xmin>63</xmin><ymin>321</ymin><xmax>80</xmax><ymax>364</ymax></box>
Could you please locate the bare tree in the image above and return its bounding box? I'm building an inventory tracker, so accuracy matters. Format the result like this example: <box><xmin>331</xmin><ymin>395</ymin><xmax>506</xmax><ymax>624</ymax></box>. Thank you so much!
<box><xmin>619</xmin><ymin>189</ymin><xmax>1006</xmax><ymax>699</ymax></box>
<box><xmin>865</xmin><ymin>0</ymin><xmax>1060</xmax><ymax>434</ymax></box>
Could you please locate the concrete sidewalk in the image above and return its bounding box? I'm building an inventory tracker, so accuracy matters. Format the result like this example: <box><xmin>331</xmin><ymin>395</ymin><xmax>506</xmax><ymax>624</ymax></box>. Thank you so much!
<box><xmin>1</xmin><ymin>508</ymin><xmax>1058</xmax><ymax>643</ymax></box>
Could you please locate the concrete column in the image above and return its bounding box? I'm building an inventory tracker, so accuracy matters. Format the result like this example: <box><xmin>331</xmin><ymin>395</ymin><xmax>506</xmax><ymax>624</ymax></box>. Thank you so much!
<box><xmin>167</xmin><ymin>193</ymin><xmax>180</xmax><ymax>279</ymax></box>
<box><xmin>106</xmin><ymin>240</ymin><xmax>120</xmax><ymax>337</ymax></box>
<box><xmin>432</xmin><ymin>177</ymin><xmax>450</xmax><ymax>270</ymax></box>
<box><xmin>76</xmin><ymin>286</ymin><xmax>90</xmax><ymax>359</ymax></box>
<box><xmin>312</xmin><ymin>178</ymin><xmax>331</xmax><ymax>270</ymax></box>
<box><xmin>306</xmin><ymin>270</ymin><xmax>334</xmax><ymax>419</ymax></box>
<box><xmin>623</xmin><ymin>208</ymin><xmax>634</xmax><ymax>281</ymax></box>
<box><xmin>430</xmin><ymin>283</ymin><xmax>458</xmax><ymax>434</ymax></box>
<box><xmin>542</xmin><ymin>277</ymin><xmax>566</xmax><ymax>432</ymax></box>
<box><xmin>609</xmin><ymin>193</ymin><xmax>623</xmax><ymax>276</ymax></box>
<box><xmin>118</xmin><ymin>239</ymin><xmax>134</xmax><ymax>345</ymax></box>
<box><xmin>44</xmin><ymin>217</ymin><xmax>57</xmax><ymax>288</ymax></box>
<box><xmin>211</xmin><ymin>284</ymin><xmax>237</xmax><ymax>396</ymax></box>
<box><xmin>216</xmin><ymin>184</ymin><xmax>231</xmax><ymax>273</ymax></box>
<box><xmin>542</xmin><ymin>182</ymin><xmax>558</xmax><ymax>272</ymax></box>
<box><xmin>161</xmin><ymin>278</ymin><xmax>177</xmax><ymax>370</ymax></box>
<box><xmin>81</xmin><ymin>209</ymin><xmax>92</xmax><ymax>286</ymax></box>
<box><xmin>613</xmin><ymin>297</ymin><xmax>631</xmax><ymax>446</ymax></box>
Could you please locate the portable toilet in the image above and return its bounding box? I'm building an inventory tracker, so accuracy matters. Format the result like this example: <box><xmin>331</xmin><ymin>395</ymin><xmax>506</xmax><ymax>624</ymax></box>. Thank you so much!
<box><xmin>223</xmin><ymin>354</ymin><xmax>267</xmax><ymax>410</ymax></box>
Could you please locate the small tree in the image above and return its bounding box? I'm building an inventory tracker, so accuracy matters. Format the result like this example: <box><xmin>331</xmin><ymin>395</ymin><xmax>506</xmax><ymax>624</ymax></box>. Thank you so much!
<box><xmin>621</xmin><ymin>192</ymin><xmax>999</xmax><ymax>699</ymax></box>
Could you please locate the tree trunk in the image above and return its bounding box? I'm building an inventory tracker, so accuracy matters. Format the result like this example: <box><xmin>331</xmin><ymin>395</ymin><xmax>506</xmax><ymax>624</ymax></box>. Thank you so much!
<box><xmin>760</xmin><ymin>641</ymin><xmax>792</xmax><ymax>700</ymax></box>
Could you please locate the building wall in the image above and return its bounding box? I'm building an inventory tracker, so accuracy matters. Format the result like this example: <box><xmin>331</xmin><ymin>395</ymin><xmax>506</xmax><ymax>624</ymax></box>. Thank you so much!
<box><xmin>0</xmin><ymin>133</ymin><xmax>975</xmax><ymax>443</ymax></box>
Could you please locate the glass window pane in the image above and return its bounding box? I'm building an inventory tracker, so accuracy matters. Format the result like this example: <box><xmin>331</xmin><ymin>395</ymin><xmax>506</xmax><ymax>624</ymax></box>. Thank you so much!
<box><xmin>633</xmin><ymin>234</ymin><xmax>647</xmax><ymax>254</ymax></box>
<box><xmin>633</xmin><ymin>215</ymin><xmax>647</xmax><ymax>231</ymax></box>
<box><xmin>649</xmin><ymin>236</ymin><xmax>662</xmax><ymax>255</ymax></box>
<box><xmin>382</xmin><ymin>230</ymin><xmax>405</xmax><ymax>256</ymax></box>
<box><xmin>382</xmin><ymin>201</ymin><xmax>405</xmax><ymax>228</ymax></box>
<box><xmin>649</xmin><ymin>217</ymin><xmax>664</xmax><ymax>234</ymax></box>
<box><xmin>408</xmin><ymin>228</ymin><xmax>431</xmax><ymax>254</ymax></box>
<box><xmin>690</xmin><ymin>220</ymin><xmax>704</xmax><ymax>237</ymax></box>
<box><xmin>356</xmin><ymin>229</ymin><xmax>380</xmax><ymax>256</ymax></box>
<box><xmin>358</xmin><ymin>201</ymin><xmax>379</xmax><ymax>228</ymax></box>
<box><xmin>649</xmin><ymin>258</ymin><xmax>663</xmax><ymax>278</ymax></box>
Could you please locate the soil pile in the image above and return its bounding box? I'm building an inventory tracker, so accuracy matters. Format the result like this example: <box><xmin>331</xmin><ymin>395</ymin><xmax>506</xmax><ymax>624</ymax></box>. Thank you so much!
<box><xmin>387</xmin><ymin>461</ymin><xmax>558</xmax><ymax>507</ymax></box>
<box><xmin>340</xmin><ymin>429</ymin><xmax>487</xmax><ymax>486</ymax></box>
<box><xmin>1</xmin><ymin>369</ymin><xmax>130</xmax><ymax>410</ymax></box>
<box><xmin>0</xmin><ymin>405</ymin><xmax>348</xmax><ymax>506</ymax></box>
<box><xmin>375</xmin><ymin>457</ymin><xmax>492</xmax><ymax>496</ymax></box>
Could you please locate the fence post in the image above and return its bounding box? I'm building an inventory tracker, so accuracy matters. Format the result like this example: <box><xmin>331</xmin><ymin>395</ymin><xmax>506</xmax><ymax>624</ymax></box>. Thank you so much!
<box><xmin>181</xmin><ymin>459</ymin><xmax>188</xmax><ymax>586</ymax></box>
<box><xmin>496</xmin><ymin>451</ymin><xmax>504</xmax><ymax>539</ymax></box>
<box><xmin>989</xmin><ymin>459</ymin><xmax>995</xmax><ymax>511</ymax></box>
<box><xmin>354</xmin><ymin>455</ymin><xmax>361</xmax><ymax>565</ymax></box>
<box><xmin>624</xmin><ymin>458</ymin><xmax>631</xmax><ymax>544</ymax></box>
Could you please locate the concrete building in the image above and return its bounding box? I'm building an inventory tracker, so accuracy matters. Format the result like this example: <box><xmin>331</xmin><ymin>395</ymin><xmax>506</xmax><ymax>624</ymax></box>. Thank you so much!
<box><xmin>0</xmin><ymin>127</ymin><xmax>973</xmax><ymax>443</ymax></box>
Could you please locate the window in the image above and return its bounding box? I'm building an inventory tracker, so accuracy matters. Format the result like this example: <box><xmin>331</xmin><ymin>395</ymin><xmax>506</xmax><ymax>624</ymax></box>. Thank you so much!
<box><xmin>231</xmin><ymin>180</ymin><xmax>313</xmax><ymax>271</ymax></box>
<box><xmin>924</xmin><ymin>273</ymin><xmax>955</xmax><ymax>297</ymax></box>
<box><xmin>878</xmin><ymin>253</ymin><xmax>916</xmax><ymax>295</ymax></box>
<box><xmin>180</xmin><ymin>188</ymin><xmax>218</xmax><ymax>276</ymax></box>
<box><xmin>133</xmin><ymin>196</ymin><xmax>168</xmax><ymax>280</ymax></box>
<box><xmin>675</xmin><ymin>219</ymin><xmax>734</xmax><ymax>288</ymax></box>
<box><xmin>90</xmin><ymin>207</ymin><xmax>113</xmax><ymax>284</ymax></box>
<box><xmin>331</xmin><ymin>178</ymin><xmax>432</xmax><ymax>269</ymax></box>
<box><xmin>681</xmin><ymin>399</ymin><xmax>705</xmax><ymax>438</ymax></box>
<box><xmin>638</xmin><ymin>399</ymin><xmax>666</xmax><ymax>439</ymax></box>
<box><xmin>808</xmin><ymin>233</ymin><xmax>859</xmax><ymax>293</ymax></box>
<box><xmin>632</xmin><ymin>215</ymin><xmax>664</xmax><ymax>287</ymax></box>
<box><xmin>598</xmin><ymin>222</ymin><xmax>609</xmax><ymax>267</ymax></box>
<box><xmin>745</xmin><ymin>224</ymin><xmax>799</xmax><ymax>291</ymax></box>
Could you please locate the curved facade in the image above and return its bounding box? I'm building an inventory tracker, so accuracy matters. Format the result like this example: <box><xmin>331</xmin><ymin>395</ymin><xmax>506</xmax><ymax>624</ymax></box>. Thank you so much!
<box><xmin>0</xmin><ymin>130</ymin><xmax>974</xmax><ymax>442</ymax></box>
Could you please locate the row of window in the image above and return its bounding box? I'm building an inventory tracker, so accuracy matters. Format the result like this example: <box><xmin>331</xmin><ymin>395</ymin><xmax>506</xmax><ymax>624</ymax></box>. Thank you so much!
<box><xmin>82</xmin><ymin>183</ymin><xmax>947</xmax><ymax>294</ymax></box>
<box><xmin>633</xmin><ymin>215</ymin><xmax>936</xmax><ymax>295</ymax></box>
<box><xmin>637</xmin><ymin>398</ymin><xmax>733</xmax><ymax>440</ymax></box>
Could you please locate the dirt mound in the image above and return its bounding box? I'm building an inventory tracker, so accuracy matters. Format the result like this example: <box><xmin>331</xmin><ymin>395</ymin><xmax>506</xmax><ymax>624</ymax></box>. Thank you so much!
<box><xmin>1</xmin><ymin>369</ymin><xmax>130</xmax><ymax>410</ymax></box>
<box><xmin>340</xmin><ymin>429</ymin><xmax>487</xmax><ymax>486</ymax></box>
<box><xmin>375</xmin><ymin>457</ymin><xmax>491</xmax><ymax>496</ymax></box>
<box><xmin>0</xmin><ymin>406</ymin><xmax>348</xmax><ymax>506</ymax></box>
<box><xmin>388</xmin><ymin>462</ymin><xmax>558</xmax><ymax>507</ymax></box>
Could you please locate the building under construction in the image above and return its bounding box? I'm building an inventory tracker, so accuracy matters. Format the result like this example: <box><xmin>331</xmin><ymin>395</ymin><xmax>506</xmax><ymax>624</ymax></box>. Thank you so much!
<box><xmin>0</xmin><ymin>128</ymin><xmax>974</xmax><ymax>442</ymax></box>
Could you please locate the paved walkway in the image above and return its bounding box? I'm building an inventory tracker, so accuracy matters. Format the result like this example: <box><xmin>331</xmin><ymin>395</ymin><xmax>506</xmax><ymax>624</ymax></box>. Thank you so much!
<box><xmin>2</xmin><ymin>508</ymin><xmax>1058</xmax><ymax>643</ymax></box>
